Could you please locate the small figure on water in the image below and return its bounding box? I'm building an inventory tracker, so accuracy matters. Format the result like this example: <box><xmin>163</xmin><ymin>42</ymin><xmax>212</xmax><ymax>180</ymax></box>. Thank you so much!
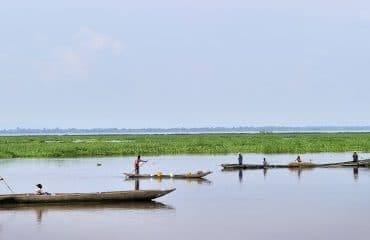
<box><xmin>263</xmin><ymin>157</ymin><xmax>268</xmax><ymax>167</ymax></box>
<box><xmin>35</xmin><ymin>184</ymin><xmax>51</xmax><ymax>195</ymax></box>
<box><xmin>296</xmin><ymin>155</ymin><xmax>302</xmax><ymax>163</ymax></box>
<box><xmin>238</xmin><ymin>153</ymin><xmax>243</xmax><ymax>165</ymax></box>
<box><xmin>134</xmin><ymin>155</ymin><xmax>147</xmax><ymax>175</ymax></box>
<box><xmin>352</xmin><ymin>152</ymin><xmax>359</xmax><ymax>163</ymax></box>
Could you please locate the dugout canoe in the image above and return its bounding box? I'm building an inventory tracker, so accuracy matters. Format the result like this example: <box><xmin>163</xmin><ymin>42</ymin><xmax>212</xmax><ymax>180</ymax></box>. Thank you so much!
<box><xmin>124</xmin><ymin>171</ymin><xmax>212</xmax><ymax>179</ymax></box>
<box><xmin>0</xmin><ymin>189</ymin><xmax>175</xmax><ymax>205</ymax></box>
<box><xmin>221</xmin><ymin>159</ymin><xmax>370</xmax><ymax>170</ymax></box>
<box><xmin>221</xmin><ymin>163</ymin><xmax>315</xmax><ymax>170</ymax></box>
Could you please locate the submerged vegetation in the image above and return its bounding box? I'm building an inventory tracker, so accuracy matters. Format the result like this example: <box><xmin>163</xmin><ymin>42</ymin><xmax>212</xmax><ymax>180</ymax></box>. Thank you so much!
<box><xmin>0</xmin><ymin>133</ymin><xmax>370</xmax><ymax>159</ymax></box>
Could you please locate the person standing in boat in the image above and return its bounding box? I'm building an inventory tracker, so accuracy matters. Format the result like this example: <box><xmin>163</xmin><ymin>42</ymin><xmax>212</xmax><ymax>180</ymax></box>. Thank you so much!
<box><xmin>353</xmin><ymin>152</ymin><xmax>359</xmax><ymax>162</ymax></box>
<box><xmin>134</xmin><ymin>155</ymin><xmax>147</xmax><ymax>175</ymax></box>
<box><xmin>238</xmin><ymin>153</ymin><xmax>243</xmax><ymax>165</ymax></box>
<box><xmin>263</xmin><ymin>157</ymin><xmax>268</xmax><ymax>167</ymax></box>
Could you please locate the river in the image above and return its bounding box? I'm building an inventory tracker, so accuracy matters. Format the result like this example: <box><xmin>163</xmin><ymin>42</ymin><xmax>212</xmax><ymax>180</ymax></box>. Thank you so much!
<box><xmin>1</xmin><ymin>153</ymin><xmax>370</xmax><ymax>240</ymax></box>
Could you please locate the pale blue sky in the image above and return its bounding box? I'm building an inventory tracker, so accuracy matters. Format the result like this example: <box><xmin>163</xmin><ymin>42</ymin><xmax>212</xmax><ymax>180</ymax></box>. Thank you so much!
<box><xmin>1</xmin><ymin>1</ymin><xmax>370</xmax><ymax>129</ymax></box>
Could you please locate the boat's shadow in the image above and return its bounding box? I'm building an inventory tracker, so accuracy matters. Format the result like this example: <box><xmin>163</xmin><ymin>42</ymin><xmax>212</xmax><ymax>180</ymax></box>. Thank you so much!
<box><xmin>0</xmin><ymin>200</ymin><xmax>174</xmax><ymax>211</ymax></box>
<box><xmin>0</xmin><ymin>201</ymin><xmax>174</xmax><ymax>224</ymax></box>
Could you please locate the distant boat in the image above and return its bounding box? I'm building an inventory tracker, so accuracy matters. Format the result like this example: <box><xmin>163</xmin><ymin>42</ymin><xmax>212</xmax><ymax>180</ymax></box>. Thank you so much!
<box><xmin>221</xmin><ymin>159</ymin><xmax>370</xmax><ymax>170</ymax></box>
<box><xmin>124</xmin><ymin>171</ymin><xmax>212</xmax><ymax>179</ymax></box>
<box><xmin>0</xmin><ymin>189</ymin><xmax>175</xmax><ymax>205</ymax></box>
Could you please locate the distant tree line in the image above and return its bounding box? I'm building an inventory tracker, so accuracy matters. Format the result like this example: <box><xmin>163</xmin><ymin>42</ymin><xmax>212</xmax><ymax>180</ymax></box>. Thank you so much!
<box><xmin>1</xmin><ymin>126</ymin><xmax>370</xmax><ymax>135</ymax></box>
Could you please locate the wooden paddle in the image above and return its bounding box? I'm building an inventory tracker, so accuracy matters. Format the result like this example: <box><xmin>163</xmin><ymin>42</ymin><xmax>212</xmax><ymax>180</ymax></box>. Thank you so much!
<box><xmin>0</xmin><ymin>177</ymin><xmax>14</xmax><ymax>193</ymax></box>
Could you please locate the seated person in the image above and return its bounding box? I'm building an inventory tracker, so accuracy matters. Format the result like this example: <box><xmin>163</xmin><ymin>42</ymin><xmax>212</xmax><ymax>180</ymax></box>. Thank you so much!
<box><xmin>296</xmin><ymin>155</ymin><xmax>302</xmax><ymax>163</ymax></box>
<box><xmin>35</xmin><ymin>184</ymin><xmax>51</xmax><ymax>195</ymax></box>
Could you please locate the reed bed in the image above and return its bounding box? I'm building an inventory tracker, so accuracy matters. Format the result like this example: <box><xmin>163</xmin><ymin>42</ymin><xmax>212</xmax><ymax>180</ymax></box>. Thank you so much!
<box><xmin>0</xmin><ymin>133</ymin><xmax>369</xmax><ymax>159</ymax></box>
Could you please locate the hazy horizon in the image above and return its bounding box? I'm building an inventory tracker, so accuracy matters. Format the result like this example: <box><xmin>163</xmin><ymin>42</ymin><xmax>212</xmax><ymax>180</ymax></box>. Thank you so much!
<box><xmin>2</xmin><ymin>125</ymin><xmax>370</xmax><ymax>134</ymax></box>
<box><xmin>1</xmin><ymin>1</ymin><xmax>370</xmax><ymax>129</ymax></box>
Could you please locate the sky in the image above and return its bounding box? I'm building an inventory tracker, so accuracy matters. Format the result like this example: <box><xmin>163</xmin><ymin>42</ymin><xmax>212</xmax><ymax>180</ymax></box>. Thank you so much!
<box><xmin>1</xmin><ymin>0</ymin><xmax>370</xmax><ymax>129</ymax></box>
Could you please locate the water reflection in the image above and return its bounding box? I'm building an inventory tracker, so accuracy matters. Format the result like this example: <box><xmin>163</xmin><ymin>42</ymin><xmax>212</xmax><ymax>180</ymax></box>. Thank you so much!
<box><xmin>223</xmin><ymin>165</ymin><xmax>366</xmax><ymax>183</ymax></box>
<box><xmin>353</xmin><ymin>167</ymin><xmax>359</xmax><ymax>181</ymax></box>
<box><xmin>238</xmin><ymin>170</ymin><xmax>243</xmax><ymax>183</ymax></box>
<box><xmin>134</xmin><ymin>179</ymin><xmax>140</xmax><ymax>190</ymax></box>
<box><xmin>223</xmin><ymin>168</ymin><xmax>269</xmax><ymax>182</ymax></box>
<box><xmin>288</xmin><ymin>168</ymin><xmax>315</xmax><ymax>180</ymax></box>
<box><xmin>0</xmin><ymin>201</ymin><xmax>174</xmax><ymax>224</ymax></box>
<box><xmin>263</xmin><ymin>168</ymin><xmax>268</xmax><ymax>179</ymax></box>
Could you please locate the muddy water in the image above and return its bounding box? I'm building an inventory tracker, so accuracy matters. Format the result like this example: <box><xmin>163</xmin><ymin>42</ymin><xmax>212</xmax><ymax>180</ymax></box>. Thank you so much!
<box><xmin>0</xmin><ymin>153</ymin><xmax>370</xmax><ymax>240</ymax></box>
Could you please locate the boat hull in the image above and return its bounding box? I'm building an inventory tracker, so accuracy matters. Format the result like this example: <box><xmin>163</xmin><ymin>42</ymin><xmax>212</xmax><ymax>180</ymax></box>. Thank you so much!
<box><xmin>124</xmin><ymin>171</ymin><xmax>212</xmax><ymax>179</ymax></box>
<box><xmin>221</xmin><ymin>159</ymin><xmax>370</xmax><ymax>170</ymax></box>
<box><xmin>0</xmin><ymin>189</ymin><xmax>175</xmax><ymax>205</ymax></box>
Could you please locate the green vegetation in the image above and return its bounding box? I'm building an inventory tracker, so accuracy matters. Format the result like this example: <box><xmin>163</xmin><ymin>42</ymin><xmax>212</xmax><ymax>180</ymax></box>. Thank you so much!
<box><xmin>0</xmin><ymin>133</ymin><xmax>369</xmax><ymax>159</ymax></box>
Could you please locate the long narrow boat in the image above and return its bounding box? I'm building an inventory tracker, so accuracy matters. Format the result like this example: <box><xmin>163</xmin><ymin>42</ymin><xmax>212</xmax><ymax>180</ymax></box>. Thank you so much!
<box><xmin>221</xmin><ymin>159</ymin><xmax>370</xmax><ymax>170</ymax></box>
<box><xmin>0</xmin><ymin>189</ymin><xmax>175</xmax><ymax>205</ymax></box>
<box><xmin>221</xmin><ymin>162</ymin><xmax>316</xmax><ymax>170</ymax></box>
<box><xmin>124</xmin><ymin>171</ymin><xmax>212</xmax><ymax>179</ymax></box>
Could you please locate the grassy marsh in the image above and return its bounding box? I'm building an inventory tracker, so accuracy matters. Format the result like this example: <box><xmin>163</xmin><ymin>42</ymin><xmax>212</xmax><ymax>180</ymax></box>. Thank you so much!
<box><xmin>0</xmin><ymin>133</ymin><xmax>369</xmax><ymax>159</ymax></box>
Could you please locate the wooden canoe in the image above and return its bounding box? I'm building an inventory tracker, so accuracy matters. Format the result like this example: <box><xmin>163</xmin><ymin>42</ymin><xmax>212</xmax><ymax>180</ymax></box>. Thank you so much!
<box><xmin>0</xmin><ymin>189</ymin><xmax>175</xmax><ymax>205</ymax></box>
<box><xmin>124</xmin><ymin>171</ymin><xmax>212</xmax><ymax>179</ymax></box>
<box><xmin>221</xmin><ymin>159</ymin><xmax>370</xmax><ymax>170</ymax></box>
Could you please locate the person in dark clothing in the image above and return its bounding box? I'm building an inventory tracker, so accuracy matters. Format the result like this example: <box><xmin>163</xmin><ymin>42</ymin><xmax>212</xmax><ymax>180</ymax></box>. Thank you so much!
<box><xmin>134</xmin><ymin>155</ymin><xmax>147</xmax><ymax>175</ymax></box>
<box><xmin>296</xmin><ymin>155</ymin><xmax>302</xmax><ymax>163</ymax></box>
<box><xmin>238</xmin><ymin>153</ymin><xmax>243</xmax><ymax>165</ymax></box>
<box><xmin>353</xmin><ymin>152</ymin><xmax>359</xmax><ymax>162</ymax></box>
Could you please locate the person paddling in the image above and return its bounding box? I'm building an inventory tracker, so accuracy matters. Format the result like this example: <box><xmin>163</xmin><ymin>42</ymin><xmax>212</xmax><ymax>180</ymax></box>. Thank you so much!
<box><xmin>134</xmin><ymin>155</ymin><xmax>147</xmax><ymax>175</ymax></box>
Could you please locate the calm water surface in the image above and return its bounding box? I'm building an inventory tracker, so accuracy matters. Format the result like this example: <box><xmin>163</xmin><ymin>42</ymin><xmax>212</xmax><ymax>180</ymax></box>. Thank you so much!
<box><xmin>1</xmin><ymin>153</ymin><xmax>370</xmax><ymax>240</ymax></box>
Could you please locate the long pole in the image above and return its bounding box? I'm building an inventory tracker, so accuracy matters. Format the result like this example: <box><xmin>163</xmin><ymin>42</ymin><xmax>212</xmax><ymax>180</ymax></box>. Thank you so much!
<box><xmin>131</xmin><ymin>160</ymin><xmax>149</xmax><ymax>174</ymax></box>
<box><xmin>0</xmin><ymin>177</ymin><xmax>14</xmax><ymax>193</ymax></box>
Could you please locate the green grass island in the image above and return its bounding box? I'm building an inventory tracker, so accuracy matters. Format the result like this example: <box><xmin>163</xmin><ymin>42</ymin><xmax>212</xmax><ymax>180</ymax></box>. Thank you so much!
<box><xmin>0</xmin><ymin>133</ymin><xmax>370</xmax><ymax>159</ymax></box>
